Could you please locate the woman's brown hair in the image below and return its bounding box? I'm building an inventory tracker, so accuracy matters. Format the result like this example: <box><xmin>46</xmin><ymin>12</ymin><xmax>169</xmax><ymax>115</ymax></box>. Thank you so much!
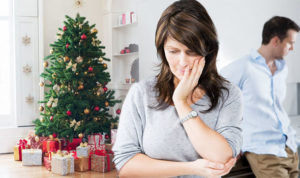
<box><xmin>154</xmin><ymin>0</ymin><xmax>228</xmax><ymax>112</ymax></box>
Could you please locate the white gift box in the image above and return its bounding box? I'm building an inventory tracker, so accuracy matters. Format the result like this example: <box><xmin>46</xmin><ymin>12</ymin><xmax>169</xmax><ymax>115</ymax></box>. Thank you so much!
<box><xmin>51</xmin><ymin>154</ymin><xmax>74</xmax><ymax>176</ymax></box>
<box><xmin>22</xmin><ymin>149</ymin><xmax>42</xmax><ymax>166</ymax></box>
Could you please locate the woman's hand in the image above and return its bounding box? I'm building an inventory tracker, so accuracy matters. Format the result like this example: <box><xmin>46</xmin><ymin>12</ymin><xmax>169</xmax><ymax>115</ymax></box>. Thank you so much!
<box><xmin>172</xmin><ymin>57</ymin><xmax>205</xmax><ymax>105</ymax></box>
<box><xmin>190</xmin><ymin>157</ymin><xmax>236</xmax><ymax>177</ymax></box>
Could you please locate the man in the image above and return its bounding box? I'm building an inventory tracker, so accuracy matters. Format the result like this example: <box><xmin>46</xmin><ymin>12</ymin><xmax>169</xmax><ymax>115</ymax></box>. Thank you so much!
<box><xmin>221</xmin><ymin>16</ymin><xmax>300</xmax><ymax>178</ymax></box>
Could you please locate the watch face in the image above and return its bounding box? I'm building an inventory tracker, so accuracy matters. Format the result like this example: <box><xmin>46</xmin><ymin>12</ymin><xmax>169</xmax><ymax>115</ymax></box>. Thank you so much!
<box><xmin>191</xmin><ymin>111</ymin><xmax>197</xmax><ymax>117</ymax></box>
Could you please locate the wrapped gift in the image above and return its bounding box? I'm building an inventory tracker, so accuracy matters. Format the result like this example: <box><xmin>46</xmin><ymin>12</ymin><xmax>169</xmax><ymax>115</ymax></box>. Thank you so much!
<box><xmin>14</xmin><ymin>139</ymin><xmax>29</xmax><ymax>161</ymax></box>
<box><xmin>91</xmin><ymin>149</ymin><xmax>113</xmax><ymax>172</ymax></box>
<box><xmin>43</xmin><ymin>157</ymin><xmax>51</xmax><ymax>171</ymax></box>
<box><xmin>105</xmin><ymin>144</ymin><xmax>113</xmax><ymax>152</ymax></box>
<box><xmin>76</xmin><ymin>142</ymin><xmax>89</xmax><ymax>157</ymax></box>
<box><xmin>64</xmin><ymin>138</ymin><xmax>82</xmax><ymax>151</ymax></box>
<box><xmin>42</xmin><ymin>139</ymin><xmax>63</xmax><ymax>153</ymax></box>
<box><xmin>111</xmin><ymin>129</ymin><xmax>117</xmax><ymax>145</ymax></box>
<box><xmin>22</xmin><ymin>149</ymin><xmax>42</xmax><ymax>166</ymax></box>
<box><xmin>88</xmin><ymin>133</ymin><xmax>104</xmax><ymax>146</ymax></box>
<box><xmin>27</xmin><ymin>130</ymin><xmax>48</xmax><ymax>149</ymax></box>
<box><xmin>51</xmin><ymin>153</ymin><xmax>74</xmax><ymax>176</ymax></box>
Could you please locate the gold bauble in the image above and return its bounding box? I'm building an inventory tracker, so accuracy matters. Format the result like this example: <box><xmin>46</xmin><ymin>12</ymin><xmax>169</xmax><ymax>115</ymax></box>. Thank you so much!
<box><xmin>78</xmin><ymin>133</ymin><xmax>83</xmax><ymax>138</ymax></box>
<box><xmin>47</xmin><ymin>102</ymin><xmax>52</xmax><ymax>108</ymax></box>
<box><xmin>39</xmin><ymin>106</ymin><xmax>44</xmax><ymax>111</ymax></box>
<box><xmin>43</xmin><ymin>61</ymin><xmax>49</xmax><ymax>68</ymax></box>
<box><xmin>96</xmin><ymin>92</ymin><xmax>101</xmax><ymax>96</ymax></box>
<box><xmin>39</xmin><ymin>82</ymin><xmax>44</xmax><ymax>87</ymax></box>
<box><xmin>40</xmin><ymin>117</ymin><xmax>44</xmax><ymax>122</ymax></box>
<box><xmin>35</xmin><ymin>136</ymin><xmax>40</xmax><ymax>142</ymax></box>
<box><xmin>93</xmin><ymin>117</ymin><xmax>98</xmax><ymax>121</ymax></box>
<box><xmin>84</xmin><ymin>71</ymin><xmax>87</xmax><ymax>75</ymax></box>
<box><xmin>84</xmin><ymin>108</ymin><xmax>90</xmax><ymax>114</ymax></box>
<box><xmin>105</xmin><ymin>101</ymin><xmax>109</xmax><ymax>107</ymax></box>
<box><xmin>49</xmin><ymin>135</ymin><xmax>53</xmax><ymax>140</ymax></box>
<box><xmin>61</xmin><ymin>84</ymin><xmax>65</xmax><ymax>88</ymax></box>
<box><xmin>50</xmin><ymin>49</ymin><xmax>54</xmax><ymax>54</ymax></box>
<box><xmin>98</xmin><ymin>57</ymin><xmax>103</xmax><ymax>63</ymax></box>
<box><xmin>64</xmin><ymin>56</ymin><xmax>70</xmax><ymax>62</ymax></box>
<box><xmin>103</xmin><ymin>63</ymin><xmax>107</xmax><ymax>68</ymax></box>
<box><xmin>78</xmin><ymin>84</ymin><xmax>84</xmax><ymax>90</ymax></box>
<box><xmin>75</xmin><ymin>92</ymin><xmax>79</xmax><ymax>95</ymax></box>
<box><xmin>52</xmin><ymin>73</ymin><xmax>57</xmax><ymax>79</ymax></box>
<box><xmin>91</xmin><ymin>28</ymin><xmax>98</xmax><ymax>33</ymax></box>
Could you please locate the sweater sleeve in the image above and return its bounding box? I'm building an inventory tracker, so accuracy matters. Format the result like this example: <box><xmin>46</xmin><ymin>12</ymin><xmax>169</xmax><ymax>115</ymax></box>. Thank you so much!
<box><xmin>215</xmin><ymin>85</ymin><xmax>243</xmax><ymax>157</ymax></box>
<box><xmin>112</xmin><ymin>84</ymin><xmax>145</xmax><ymax>171</ymax></box>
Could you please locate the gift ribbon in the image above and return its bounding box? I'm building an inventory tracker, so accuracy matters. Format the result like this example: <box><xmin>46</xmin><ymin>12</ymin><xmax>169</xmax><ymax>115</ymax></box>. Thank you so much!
<box><xmin>46</xmin><ymin>139</ymin><xmax>62</xmax><ymax>152</ymax></box>
<box><xmin>94</xmin><ymin>149</ymin><xmax>111</xmax><ymax>171</ymax></box>
<box><xmin>17</xmin><ymin>139</ymin><xmax>28</xmax><ymax>160</ymax></box>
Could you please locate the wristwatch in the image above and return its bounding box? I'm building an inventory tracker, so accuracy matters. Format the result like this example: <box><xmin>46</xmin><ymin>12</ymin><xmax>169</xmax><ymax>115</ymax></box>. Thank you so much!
<box><xmin>180</xmin><ymin>110</ymin><xmax>198</xmax><ymax>124</ymax></box>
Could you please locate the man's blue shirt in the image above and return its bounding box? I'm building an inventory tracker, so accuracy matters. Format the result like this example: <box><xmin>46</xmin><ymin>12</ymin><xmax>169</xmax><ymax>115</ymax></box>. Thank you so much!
<box><xmin>221</xmin><ymin>50</ymin><xmax>297</xmax><ymax>157</ymax></box>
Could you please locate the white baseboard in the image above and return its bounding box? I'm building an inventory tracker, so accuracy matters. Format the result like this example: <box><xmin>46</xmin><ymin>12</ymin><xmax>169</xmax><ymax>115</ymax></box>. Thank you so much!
<box><xmin>0</xmin><ymin>127</ymin><xmax>34</xmax><ymax>153</ymax></box>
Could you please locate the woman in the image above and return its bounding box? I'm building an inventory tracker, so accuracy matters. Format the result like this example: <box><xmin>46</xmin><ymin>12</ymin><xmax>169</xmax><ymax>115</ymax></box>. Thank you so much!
<box><xmin>112</xmin><ymin>0</ymin><xmax>242</xmax><ymax>177</ymax></box>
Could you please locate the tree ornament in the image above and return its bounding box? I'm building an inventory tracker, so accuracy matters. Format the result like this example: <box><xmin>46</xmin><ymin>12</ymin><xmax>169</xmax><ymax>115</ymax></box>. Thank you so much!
<box><xmin>66</xmin><ymin>110</ymin><xmax>72</xmax><ymax>116</ymax></box>
<box><xmin>49</xmin><ymin>135</ymin><xmax>53</xmax><ymax>140</ymax></box>
<box><xmin>75</xmin><ymin>72</ymin><xmax>79</xmax><ymax>75</ymax></box>
<box><xmin>94</xmin><ymin>106</ymin><xmax>100</xmax><ymax>111</ymax></box>
<box><xmin>50</xmin><ymin>49</ymin><xmax>54</xmax><ymax>54</ymax></box>
<box><xmin>76</xmin><ymin>56</ymin><xmax>83</xmax><ymax>63</ymax></box>
<box><xmin>50</xmin><ymin>116</ymin><xmax>54</xmax><ymax>121</ymax></box>
<box><xmin>96</xmin><ymin>91</ymin><xmax>101</xmax><ymax>96</ymax></box>
<box><xmin>39</xmin><ymin>82</ymin><xmax>45</xmax><ymax>87</ymax></box>
<box><xmin>103</xmin><ymin>63</ymin><xmax>107</xmax><ymax>68</ymax></box>
<box><xmin>103</xmin><ymin>86</ymin><xmax>108</xmax><ymax>92</ymax></box>
<box><xmin>105</xmin><ymin>134</ymin><xmax>109</xmax><ymax>139</ymax></box>
<box><xmin>64</xmin><ymin>56</ymin><xmax>70</xmax><ymax>62</ymax></box>
<box><xmin>105</xmin><ymin>101</ymin><xmax>109</xmax><ymax>107</ymax></box>
<box><xmin>84</xmin><ymin>71</ymin><xmax>88</xmax><ymax>75</ymax></box>
<box><xmin>40</xmin><ymin>117</ymin><xmax>44</xmax><ymax>122</ymax></box>
<box><xmin>43</xmin><ymin>61</ymin><xmax>49</xmax><ymax>68</ymax></box>
<box><xmin>98</xmin><ymin>57</ymin><xmax>103</xmax><ymax>63</ymax></box>
<box><xmin>35</xmin><ymin>136</ymin><xmax>40</xmax><ymax>142</ymax></box>
<box><xmin>47</xmin><ymin>102</ymin><xmax>52</xmax><ymax>108</ymax></box>
<box><xmin>63</xmin><ymin>26</ymin><xmax>67</xmax><ymax>31</ymax></box>
<box><xmin>66</xmin><ymin>43</ymin><xmax>70</xmax><ymax>48</ymax></box>
<box><xmin>88</xmin><ymin>67</ymin><xmax>93</xmax><ymax>72</ymax></box>
<box><xmin>39</xmin><ymin>106</ymin><xmax>44</xmax><ymax>111</ymax></box>
<box><xmin>84</xmin><ymin>108</ymin><xmax>90</xmax><ymax>114</ymax></box>
<box><xmin>52</xmin><ymin>73</ymin><xmax>57</xmax><ymax>79</ymax></box>
<box><xmin>78</xmin><ymin>133</ymin><xmax>83</xmax><ymax>138</ymax></box>
<box><xmin>91</xmin><ymin>28</ymin><xmax>98</xmax><ymax>33</ymax></box>
<box><xmin>81</xmin><ymin>34</ymin><xmax>87</xmax><ymax>40</ymax></box>
<box><xmin>116</xmin><ymin>108</ymin><xmax>121</xmax><ymax>115</ymax></box>
<box><xmin>53</xmin><ymin>133</ymin><xmax>57</xmax><ymax>138</ymax></box>
<box><xmin>78</xmin><ymin>84</ymin><xmax>84</xmax><ymax>90</ymax></box>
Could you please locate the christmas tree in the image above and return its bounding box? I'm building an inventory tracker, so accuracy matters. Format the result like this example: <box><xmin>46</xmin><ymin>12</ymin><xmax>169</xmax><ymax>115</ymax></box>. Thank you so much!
<box><xmin>34</xmin><ymin>14</ymin><xmax>120</xmax><ymax>141</ymax></box>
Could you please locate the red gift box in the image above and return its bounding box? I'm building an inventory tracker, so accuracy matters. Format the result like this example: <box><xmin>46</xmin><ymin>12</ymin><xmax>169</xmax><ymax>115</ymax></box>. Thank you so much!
<box><xmin>42</xmin><ymin>139</ymin><xmax>63</xmax><ymax>153</ymax></box>
<box><xmin>64</xmin><ymin>138</ymin><xmax>82</xmax><ymax>151</ymax></box>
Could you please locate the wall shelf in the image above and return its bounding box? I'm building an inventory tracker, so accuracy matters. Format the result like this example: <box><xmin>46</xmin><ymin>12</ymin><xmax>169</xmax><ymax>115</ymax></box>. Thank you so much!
<box><xmin>113</xmin><ymin>52</ymin><xmax>138</xmax><ymax>57</ymax></box>
<box><xmin>112</xmin><ymin>21</ymin><xmax>137</xmax><ymax>29</ymax></box>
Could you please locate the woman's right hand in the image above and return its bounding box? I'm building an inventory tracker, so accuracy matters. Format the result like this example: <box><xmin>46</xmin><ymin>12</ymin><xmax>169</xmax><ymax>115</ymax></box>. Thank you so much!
<box><xmin>189</xmin><ymin>157</ymin><xmax>236</xmax><ymax>177</ymax></box>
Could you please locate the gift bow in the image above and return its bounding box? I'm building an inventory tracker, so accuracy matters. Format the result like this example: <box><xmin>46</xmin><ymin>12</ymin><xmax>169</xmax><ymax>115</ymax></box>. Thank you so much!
<box><xmin>80</xmin><ymin>142</ymin><xmax>88</xmax><ymax>147</ymax></box>
<box><xmin>18</xmin><ymin>139</ymin><xmax>28</xmax><ymax>149</ymax></box>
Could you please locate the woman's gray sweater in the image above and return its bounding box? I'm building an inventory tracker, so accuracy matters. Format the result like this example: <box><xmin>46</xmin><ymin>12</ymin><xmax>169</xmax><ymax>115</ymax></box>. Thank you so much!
<box><xmin>112</xmin><ymin>77</ymin><xmax>243</xmax><ymax>178</ymax></box>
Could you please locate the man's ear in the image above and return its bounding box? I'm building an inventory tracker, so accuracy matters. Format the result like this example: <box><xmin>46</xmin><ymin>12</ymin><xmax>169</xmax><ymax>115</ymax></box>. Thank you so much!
<box><xmin>270</xmin><ymin>36</ymin><xmax>280</xmax><ymax>47</ymax></box>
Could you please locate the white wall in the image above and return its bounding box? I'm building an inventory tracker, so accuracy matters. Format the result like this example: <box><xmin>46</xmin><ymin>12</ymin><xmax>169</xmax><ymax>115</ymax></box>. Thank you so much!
<box><xmin>137</xmin><ymin>0</ymin><xmax>300</xmax><ymax>83</ymax></box>
<box><xmin>43</xmin><ymin>0</ymin><xmax>107</xmax><ymax>57</ymax></box>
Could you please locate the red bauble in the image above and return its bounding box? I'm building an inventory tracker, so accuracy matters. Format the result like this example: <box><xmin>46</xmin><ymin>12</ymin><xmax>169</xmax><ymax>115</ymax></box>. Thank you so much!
<box><xmin>52</xmin><ymin>133</ymin><xmax>57</xmax><ymax>138</ymax></box>
<box><xmin>63</xmin><ymin>26</ymin><xmax>67</xmax><ymax>31</ymax></box>
<box><xmin>88</xmin><ymin>67</ymin><xmax>93</xmax><ymax>72</ymax></box>
<box><xmin>66</xmin><ymin>110</ymin><xmax>72</xmax><ymax>116</ymax></box>
<box><xmin>105</xmin><ymin>135</ymin><xmax>109</xmax><ymax>139</ymax></box>
<box><xmin>50</xmin><ymin>116</ymin><xmax>54</xmax><ymax>121</ymax></box>
<box><xmin>116</xmin><ymin>109</ymin><xmax>121</xmax><ymax>115</ymax></box>
<box><xmin>81</xmin><ymin>34</ymin><xmax>87</xmax><ymax>40</ymax></box>
<box><xmin>66</xmin><ymin>43</ymin><xmax>70</xmax><ymax>48</ymax></box>
<box><xmin>103</xmin><ymin>87</ymin><xmax>108</xmax><ymax>92</ymax></box>
<box><xmin>125</xmin><ymin>49</ymin><xmax>130</xmax><ymax>53</ymax></box>
<box><xmin>94</xmin><ymin>106</ymin><xmax>100</xmax><ymax>111</ymax></box>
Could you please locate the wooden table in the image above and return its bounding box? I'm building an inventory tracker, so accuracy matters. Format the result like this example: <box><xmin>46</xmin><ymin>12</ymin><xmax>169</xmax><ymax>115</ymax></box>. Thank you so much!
<box><xmin>0</xmin><ymin>154</ymin><xmax>118</xmax><ymax>178</ymax></box>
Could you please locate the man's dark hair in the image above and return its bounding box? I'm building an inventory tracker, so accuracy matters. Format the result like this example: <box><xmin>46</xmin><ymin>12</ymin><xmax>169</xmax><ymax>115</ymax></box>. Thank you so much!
<box><xmin>262</xmin><ymin>16</ymin><xmax>299</xmax><ymax>45</ymax></box>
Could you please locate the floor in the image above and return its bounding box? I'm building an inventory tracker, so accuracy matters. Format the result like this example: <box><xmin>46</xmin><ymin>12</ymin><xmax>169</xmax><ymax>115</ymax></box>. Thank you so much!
<box><xmin>0</xmin><ymin>154</ymin><xmax>118</xmax><ymax>178</ymax></box>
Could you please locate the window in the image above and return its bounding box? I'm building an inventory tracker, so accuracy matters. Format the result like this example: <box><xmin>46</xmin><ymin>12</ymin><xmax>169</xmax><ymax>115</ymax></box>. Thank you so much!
<box><xmin>0</xmin><ymin>0</ymin><xmax>13</xmax><ymax>125</ymax></box>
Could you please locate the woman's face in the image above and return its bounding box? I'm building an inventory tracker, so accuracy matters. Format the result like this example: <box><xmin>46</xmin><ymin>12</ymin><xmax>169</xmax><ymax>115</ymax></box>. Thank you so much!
<box><xmin>164</xmin><ymin>37</ymin><xmax>203</xmax><ymax>81</ymax></box>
